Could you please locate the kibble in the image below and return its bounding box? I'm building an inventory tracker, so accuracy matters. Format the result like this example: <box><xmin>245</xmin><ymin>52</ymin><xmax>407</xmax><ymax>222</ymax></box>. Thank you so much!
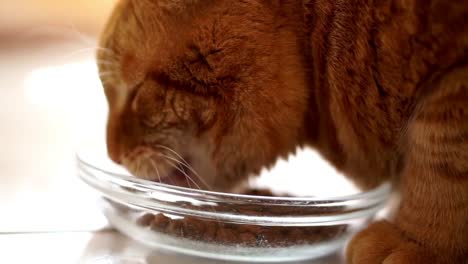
<box><xmin>135</xmin><ymin>189</ymin><xmax>348</xmax><ymax>247</ymax></box>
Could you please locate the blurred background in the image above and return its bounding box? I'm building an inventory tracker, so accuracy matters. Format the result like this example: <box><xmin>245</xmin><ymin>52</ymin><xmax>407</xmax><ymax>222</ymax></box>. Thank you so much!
<box><xmin>0</xmin><ymin>0</ymin><xmax>118</xmax><ymax>227</ymax></box>
<box><xmin>0</xmin><ymin>0</ymin><xmax>115</xmax><ymax>35</ymax></box>
<box><xmin>0</xmin><ymin>1</ymin><xmax>353</xmax><ymax>263</ymax></box>
<box><xmin>0</xmin><ymin>1</ymin><xmax>120</xmax><ymax>262</ymax></box>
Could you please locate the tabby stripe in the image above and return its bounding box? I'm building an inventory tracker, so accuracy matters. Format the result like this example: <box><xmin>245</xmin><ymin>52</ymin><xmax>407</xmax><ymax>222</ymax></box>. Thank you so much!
<box><xmin>429</xmin><ymin>84</ymin><xmax>468</xmax><ymax>105</ymax></box>
<box><xmin>428</xmin><ymin>130</ymin><xmax>468</xmax><ymax>144</ymax></box>
<box><xmin>428</xmin><ymin>161</ymin><xmax>468</xmax><ymax>180</ymax></box>
<box><xmin>401</xmin><ymin>194</ymin><xmax>468</xmax><ymax>212</ymax></box>
<box><xmin>408</xmin><ymin>153</ymin><xmax>468</xmax><ymax>178</ymax></box>
<box><xmin>416</xmin><ymin>106</ymin><xmax>468</xmax><ymax>123</ymax></box>
<box><xmin>411</xmin><ymin>143</ymin><xmax>468</xmax><ymax>163</ymax></box>
<box><xmin>410</xmin><ymin>124</ymin><xmax>468</xmax><ymax>147</ymax></box>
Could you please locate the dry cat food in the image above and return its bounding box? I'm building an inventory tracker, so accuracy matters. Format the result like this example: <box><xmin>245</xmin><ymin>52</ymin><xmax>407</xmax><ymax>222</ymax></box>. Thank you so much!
<box><xmin>136</xmin><ymin>189</ymin><xmax>348</xmax><ymax>247</ymax></box>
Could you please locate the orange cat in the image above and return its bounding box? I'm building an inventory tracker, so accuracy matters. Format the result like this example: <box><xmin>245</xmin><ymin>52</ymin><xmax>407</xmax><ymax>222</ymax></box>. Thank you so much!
<box><xmin>97</xmin><ymin>1</ymin><xmax>468</xmax><ymax>263</ymax></box>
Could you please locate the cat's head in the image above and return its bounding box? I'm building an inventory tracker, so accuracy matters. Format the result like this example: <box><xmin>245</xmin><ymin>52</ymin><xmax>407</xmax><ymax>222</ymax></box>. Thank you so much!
<box><xmin>97</xmin><ymin>0</ymin><xmax>309</xmax><ymax>191</ymax></box>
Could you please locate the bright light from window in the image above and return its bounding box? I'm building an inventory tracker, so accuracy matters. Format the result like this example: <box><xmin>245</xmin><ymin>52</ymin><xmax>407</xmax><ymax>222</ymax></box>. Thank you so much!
<box><xmin>24</xmin><ymin>60</ymin><xmax>103</xmax><ymax>107</ymax></box>
<box><xmin>23</xmin><ymin>59</ymin><xmax>108</xmax><ymax>140</ymax></box>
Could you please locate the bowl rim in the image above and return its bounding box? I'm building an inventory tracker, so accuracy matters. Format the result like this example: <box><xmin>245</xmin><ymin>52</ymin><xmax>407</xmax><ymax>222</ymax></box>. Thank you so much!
<box><xmin>77</xmin><ymin>153</ymin><xmax>391</xmax><ymax>225</ymax></box>
<box><xmin>77</xmin><ymin>154</ymin><xmax>390</xmax><ymax>202</ymax></box>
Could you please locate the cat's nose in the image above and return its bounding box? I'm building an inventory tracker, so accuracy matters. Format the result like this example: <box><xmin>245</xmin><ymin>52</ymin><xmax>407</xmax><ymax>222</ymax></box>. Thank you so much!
<box><xmin>107</xmin><ymin>134</ymin><xmax>122</xmax><ymax>164</ymax></box>
<box><xmin>106</xmin><ymin>117</ymin><xmax>123</xmax><ymax>165</ymax></box>
<box><xmin>107</xmin><ymin>143</ymin><xmax>123</xmax><ymax>165</ymax></box>
<box><xmin>106</xmin><ymin>107</ymin><xmax>140</xmax><ymax>165</ymax></box>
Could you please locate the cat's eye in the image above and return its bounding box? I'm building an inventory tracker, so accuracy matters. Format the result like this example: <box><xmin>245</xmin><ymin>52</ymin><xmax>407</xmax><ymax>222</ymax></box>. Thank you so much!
<box><xmin>152</xmin><ymin>70</ymin><xmax>223</xmax><ymax>99</ymax></box>
<box><xmin>131</xmin><ymin>81</ymin><xmax>166</xmax><ymax>128</ymax></box>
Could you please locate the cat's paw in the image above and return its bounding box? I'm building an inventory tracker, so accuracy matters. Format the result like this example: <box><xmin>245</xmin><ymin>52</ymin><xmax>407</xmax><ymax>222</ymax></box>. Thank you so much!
<box><xmin>346</xmin><ymin>221</ymin><xmax>455</xmax><ymax>264</ymax></box>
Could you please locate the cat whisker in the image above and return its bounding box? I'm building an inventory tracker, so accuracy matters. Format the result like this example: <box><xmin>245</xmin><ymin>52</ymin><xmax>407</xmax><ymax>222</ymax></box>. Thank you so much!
<box><xmin>96</xmin><ymin>61</ymin><xmax>118</xmax><ymax>66</ymax></box>
<box><xmin>158</xmin><ymin>153</ymin><xmax>210</xmax><ymax>189</ymax></box>
<box><xmin>162</xmin><ymin>157</ymin><xmax>218</xmax><ymax>216</ymax></box>
<box><xmin>160</xmin><ymin>154</ymin><xmax>198</xmax><ymax>189</ymax></box>
<box><xmin>155</xmin><ymin>145</ymin><xmax>211</xmax><ymax>189</ymax></box>
<box><xmin>148</xmin><ymin>158</ymin><xmax>162</xmax><ymax>184</ymax></box>
<box><xmin>168</xmin><ymin>158</ymin><xmax>191</xmax><ymax>187</ymax></box>
<box><xmin>133</xmin><ymin>157</ymin><xmax>141</xmax><ymax>177</ymax></box>
<box><xmin>95</xmin><ymin>47</ymin><xmax>118</xmax><ymax>55</ymax></box>
<box><xmin>99</xmin><ymin>72</ymin><xmax>118</xmax><ymax>78</ymax></box>
<box><xmin>164</xmin><ymin>159</ymin><xmax>192</xmax><ymax>189</ymax></box>
<box><xmin>95</xmin><ymin>57</ymin><xmax>122</xmax><ymax>65</ymax></box>
<box><xmin>95</xmin><ymin>47</ymin><xmax>120</xmax><ymax>58</ymax></box>
<box><xmin>20</xmin><ymin>25</ymin><xmax>95</xmax><ymax>46</ymax></box>
<box><xmin>99</xmin><ymin>73</ymin><xmax>119</xmax><ymax>81</ymax></box>
<box><xmin>60</xmin><ymin>47</ymin><xmax>119</xmax><ymax>62</ymax></box>
<box><xmin>95</xmin><ymin>62</ymin><xmax>121</xmax><ymax>77</ymax></box>
<box><xmin>155</xmin><ymin>145</ymin><xmax>189</xmax><ymax>165</ymax></box>
<box><xmin>69</xmin><ymin>24</ymin><xmax>96</xmax><ymax>45</ymax></box>
<box><xmin>158</xmin><ymin>155</ymin><xmax>219</xmax><ymax>216</ymax></box>
<box><xmin>164</xmin><ymin>158</ymin><xmax>202</xmax><ymax>190</ymax></box>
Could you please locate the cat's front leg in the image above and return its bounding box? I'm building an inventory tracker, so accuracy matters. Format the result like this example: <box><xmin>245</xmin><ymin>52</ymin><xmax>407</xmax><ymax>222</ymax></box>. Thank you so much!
<box><xmin>346</xmin><ymin>65</ymin><xmax>468</xmax><ymax>264</ymax></box>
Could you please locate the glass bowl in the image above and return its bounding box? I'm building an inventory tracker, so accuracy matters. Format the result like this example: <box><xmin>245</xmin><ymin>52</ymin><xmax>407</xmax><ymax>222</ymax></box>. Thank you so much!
<box><xmin>77</xmin><ymin>148</ymin><xmax>391</xmax><ymax>263</ymax></box>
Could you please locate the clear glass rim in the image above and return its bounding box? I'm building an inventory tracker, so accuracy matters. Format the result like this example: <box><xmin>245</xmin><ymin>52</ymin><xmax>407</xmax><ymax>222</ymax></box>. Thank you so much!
<box><xmin>77</xmin><ymin>153</ymin><xmax>391</xmax><ymax>202</ymax></box>
<box><xmin>77</xmin><ymin>153</ymin><xmax>392</xmax><ymax>225</ymax></box>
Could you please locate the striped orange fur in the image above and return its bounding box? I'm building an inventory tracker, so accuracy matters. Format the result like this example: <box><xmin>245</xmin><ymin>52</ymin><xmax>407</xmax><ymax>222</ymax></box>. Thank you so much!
<box><xmin>98</xmin><ymin>1</ymin><xmax>468</xmax><ymax>262</ymax></box>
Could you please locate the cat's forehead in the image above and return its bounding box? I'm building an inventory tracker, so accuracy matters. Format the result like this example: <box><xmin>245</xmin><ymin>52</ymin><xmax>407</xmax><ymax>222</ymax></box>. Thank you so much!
<box><xmin>100</xmin><ymin>2</ymin><xmax>200</xmax><ymax>56</ymax></box>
